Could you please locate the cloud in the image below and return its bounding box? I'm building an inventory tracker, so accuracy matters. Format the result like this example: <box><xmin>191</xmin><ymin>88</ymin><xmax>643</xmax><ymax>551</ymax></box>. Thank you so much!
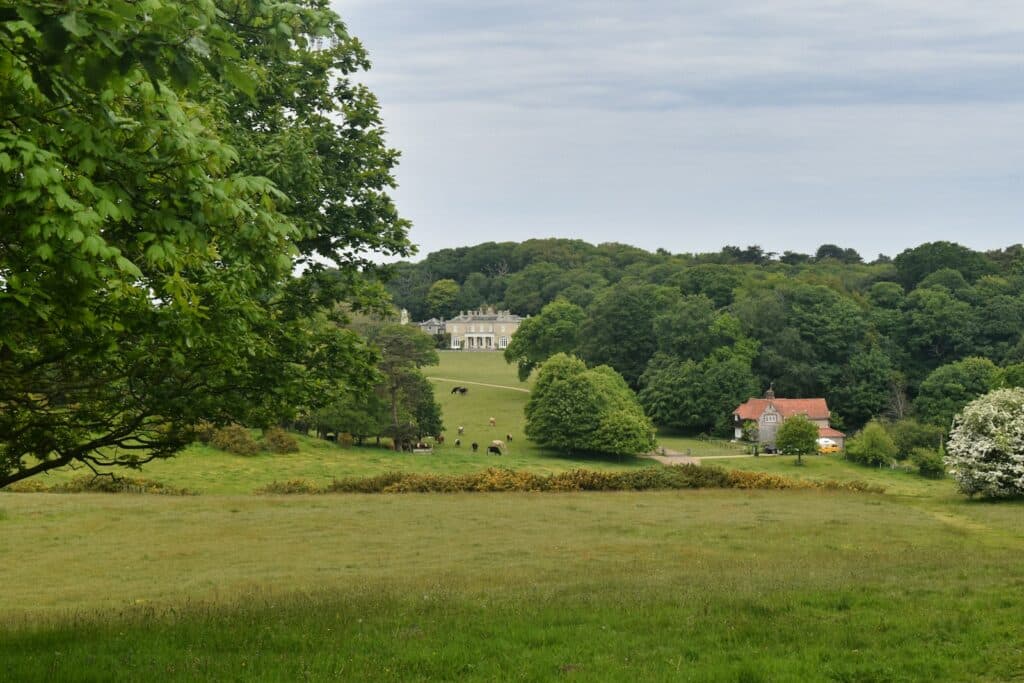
<box><xmin>334</xmin><ymin>1</ymin><xmax>1024</xmax><ymax>257</ymax></box>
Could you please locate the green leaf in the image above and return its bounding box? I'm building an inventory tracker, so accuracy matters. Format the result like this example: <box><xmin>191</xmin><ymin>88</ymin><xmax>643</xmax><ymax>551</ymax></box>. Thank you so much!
<box><xmin>59</xmin><ymin>12</ymin><xmax>90</xmax><ymax>38</ymax></box>
<box><xmin>223</xmin><ymin>63</ymin><xmax>256</xmax><ymax>97</ymax></box>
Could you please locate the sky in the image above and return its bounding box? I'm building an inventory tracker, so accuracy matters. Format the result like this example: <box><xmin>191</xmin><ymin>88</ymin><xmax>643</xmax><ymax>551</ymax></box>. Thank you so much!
<box><xmin>336</xmin><ymin>1</ymin><xmax>1024</xmax><ymax>261</ymax></box>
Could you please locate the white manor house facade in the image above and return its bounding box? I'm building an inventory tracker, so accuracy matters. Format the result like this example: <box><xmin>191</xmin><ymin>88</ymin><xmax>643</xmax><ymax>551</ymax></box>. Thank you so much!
<box><xmin>444</xmin><ymin>307</ymin><xmax>524</xmax><ymax>351</ymax></box>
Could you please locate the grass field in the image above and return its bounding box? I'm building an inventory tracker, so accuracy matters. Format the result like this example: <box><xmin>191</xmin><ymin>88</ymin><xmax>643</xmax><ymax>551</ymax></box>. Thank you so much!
<box><xmin>3</xmin><ymin>489</ymin><xmax>1023</xmax><ymax>680</ymax></box>
<box><xmin>5</xmin><ymin>350</ymin><xmax>1024</xmax><ymax>680</ymax></box>
<box><xmin>19</xmin><ymin>351</ymin><xmax>652</xmax><ymax>494</ymax></box>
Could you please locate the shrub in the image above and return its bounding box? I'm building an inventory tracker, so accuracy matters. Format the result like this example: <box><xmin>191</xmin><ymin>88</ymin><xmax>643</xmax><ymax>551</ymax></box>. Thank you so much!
<box><xmin>327</xmin><ymin>472</ymin><xmax>407</xmax><ymax>493</ymax></box>
<box><xmin>254</xmin><ymin>465</ymin><xmax>884</xmax><ymax>495</ymax></box>
<box><xmin>5</xmin><ymin>476</ymin><xmax>194</xmax><ymax>495</ymax></box>
<box><xmin>946</xmin><ymin>388</ymin><xmax>1024</xmax><ymax>497</ymax></box>
<box><xmin>193</xmin><ymin>420</ymin><xmax>218</xmax><ymax>444</ymax></box>
<box><xmin>845</xmin><ymin>421</ymin><xmax>898</xmax><ymax>467</ymax></box>
<box><xmin>263</xmin><ymin>427</ymin><xmax>299</xmax><ymax>454</ymax></box>
<box><xmin>911</xmin><ymin>448</ymin><xmax>946</xmax><ymax>479</ymax></box>
<box><xmin>256</xmin><ymin>479</ymin><xmax>322</xmax><ymax>494</ymax></box>
<box><xmin>884</xmin><ymin>419</ymin><xmax>945</xmax><ymax>460</ymax></box>
<box><xmin>211</xmin><ymin>424</ymin><xmax>261</xmax><ymax>455</ymax></box>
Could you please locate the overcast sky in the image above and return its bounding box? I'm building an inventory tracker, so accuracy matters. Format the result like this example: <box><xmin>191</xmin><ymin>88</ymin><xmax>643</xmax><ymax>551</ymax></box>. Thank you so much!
<box><xmin>336</xmin><ymin>1</ymin><xmax>1024</xmax><ymax>260</ymax></box>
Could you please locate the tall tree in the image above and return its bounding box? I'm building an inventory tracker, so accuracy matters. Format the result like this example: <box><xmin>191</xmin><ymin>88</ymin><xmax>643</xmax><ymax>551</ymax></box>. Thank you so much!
<box><xmin>426</xmin><ymin>279</ymin><xmax>460</xmax><ymax>319</ymax></box>
<box><xmin>525</xmin><ymin>354</ymin><xmax>654</xmax><ymax>456</ymax></box>
<box><xmin>0</xmin><ymin>1</ymin><xmax>410</xmax><ymax>487</ymax></box>
<box><xmin>578</xmin><ymin>281</ymin><xmax>679</xmax><ymax>387</ymax></box>
<box><xmin>367</xmin><ymin>325</ymin><xmax>440</xmax><ymax>450</ymax></box>
<box><xmin>913</xmin><ymin>357</ymin><xmax>1003</xmax><ymax>429</ymax></box>
<box><xmin>503</xmin><ymin>299</ymin><xmax>586</xmax><ymax>381</ymax></box>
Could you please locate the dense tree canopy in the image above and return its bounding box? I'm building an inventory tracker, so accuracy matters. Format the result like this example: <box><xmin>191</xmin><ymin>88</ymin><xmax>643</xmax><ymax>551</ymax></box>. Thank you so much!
<box><xmin>503</xmin><ymin>299</ymin><xmax>586</xmax><ymax>381</ymax></box>
<box><xmin>388</xmin><ymin>238</ymin><xmax>1024</xmax><ymax>435</ymax></box>
<box><xmin>1</xmin><ymin>1</ymin><xmax>411</xmax><ymax>486</ymax></box>
<box><xmin>525</xmin><ymin>354</ymin><xmax>654</xmax><ymax>456</ymax></box>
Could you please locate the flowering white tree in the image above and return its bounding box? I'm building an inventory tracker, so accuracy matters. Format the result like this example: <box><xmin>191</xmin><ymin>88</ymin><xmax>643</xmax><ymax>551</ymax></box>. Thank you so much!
<box><xmin>945</xmin><ymin>388</ymin><xmax>1024</xmax><ymax>498</ymax></box>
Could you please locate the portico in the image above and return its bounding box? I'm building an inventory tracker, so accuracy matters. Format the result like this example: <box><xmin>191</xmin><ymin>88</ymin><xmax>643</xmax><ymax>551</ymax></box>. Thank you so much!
<box><xmin>465</xmin><ymin>335</ymin><xmax>495</xmax><ymax>350</ymax></box>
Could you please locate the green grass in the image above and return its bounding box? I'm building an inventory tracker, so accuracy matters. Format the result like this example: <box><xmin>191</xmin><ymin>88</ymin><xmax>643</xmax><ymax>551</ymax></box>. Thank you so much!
<box><xmin>717</xmin><ymin>454</ymin><xmax>957</xmax><ymax>499</ymax></box>
<box><xmin>2</xmin><ymin>490</ymin><xmax>1023</xmax><ymax>680</ymax></box>
<box><xmin>655</xmin><ymin>432</ymin><xmax>750</xmax><ymax>457</ymax></box>
<box><xmin>19</xmin><ymin>351</ymin><xmax>652</xmax><ymax>494</ymax></box>
<box><xmin>6</xmin><ymin>350</ymin><xmax>1023</xmax><ymax>680</ymax></box>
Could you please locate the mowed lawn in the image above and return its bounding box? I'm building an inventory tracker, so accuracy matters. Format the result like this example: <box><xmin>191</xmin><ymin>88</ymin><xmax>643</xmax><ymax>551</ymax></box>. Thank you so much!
<box><xmin>3</xmin><ymin>489</ymin><xmax>1024</xmax><ymax>681</ymax></box>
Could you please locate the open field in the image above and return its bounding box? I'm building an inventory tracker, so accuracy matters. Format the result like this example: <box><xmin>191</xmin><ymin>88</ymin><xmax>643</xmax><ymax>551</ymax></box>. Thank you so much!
<box><xmin>18</xmin><ymin>351</ymin><xmax>652</xmax><ymax>494</ymax></box>
<box><xmin>7</xmin><ymin>349</ymin><xmax>1023</xmax><ymax>680</ymax></box>
<box><xmin>715</xmin><ymin>454</ymin><xmax>954</xmax><ymax>499</ymax></box>
<box><xmin>3</xmin><ymin>489</ymin><xmax>1024</xmax><ymax>680</ymax></box>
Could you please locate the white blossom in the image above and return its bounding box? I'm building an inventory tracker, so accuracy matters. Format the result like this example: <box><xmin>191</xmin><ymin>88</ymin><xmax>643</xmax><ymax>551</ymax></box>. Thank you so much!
<box><xmin>945</xmin><ymin>388</ymin><xmax>1024</xmax><ymax>498</ymax></box>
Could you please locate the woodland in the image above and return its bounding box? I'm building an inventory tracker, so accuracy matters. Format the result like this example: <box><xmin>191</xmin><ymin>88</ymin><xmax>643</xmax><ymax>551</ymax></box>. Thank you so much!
<box><xmin>388</xmin><ymin>239</ymin><xmax>1024</xmax><ymax>435</ymax></box>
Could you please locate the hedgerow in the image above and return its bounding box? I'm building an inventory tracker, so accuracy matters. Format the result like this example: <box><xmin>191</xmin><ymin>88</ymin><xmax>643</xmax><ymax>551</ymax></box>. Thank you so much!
<box><xmin>3</xmin><ymin>476</ymin><xmax>195</xmax><ymax>495</ymax></box>
<box><xmin>255</xmin><ymin>465</ymin><xmax>884</xmax><ymax>495</ymax></box>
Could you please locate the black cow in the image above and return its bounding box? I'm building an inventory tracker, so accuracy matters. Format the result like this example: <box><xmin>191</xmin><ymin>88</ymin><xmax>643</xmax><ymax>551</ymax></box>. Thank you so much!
<box><xmin>450</xmin><ymin>386</ymin><xmax>469</xmax><ymax>395</ymax></box>
<box><xmin>487</xmin><ymin>445</ymin><xmax>502</xmax><ymax>456</ymax></box>
<box><xmin>471</xmin><ymin>442</ymin><xmax>479</xmax><ymax>453</ymax></box>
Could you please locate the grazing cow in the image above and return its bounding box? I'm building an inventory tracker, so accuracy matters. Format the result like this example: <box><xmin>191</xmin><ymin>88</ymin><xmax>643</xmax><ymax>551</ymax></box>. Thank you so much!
<box><xmin>487</xmin><ymin>445</ymin><xmax>502</xmax><ymax>456</ymax></box>
<box><xmin>436</xmin><ymin>434</ymin><xmax>445</xmax><ymax>444</ymax></box>
<box><xmin>505</xmin><ymin>433</ymin><xmax>513</xmax><ymax>442</ymax></box>
<box><xmin>488</xmin><ymin>417</ymin><xmax>496</xmax><ymax>427</ymax></box>
<box><xmin>457</xmin><ymin>425</ymin><xmax>465</xmax><ymax>435</ymax></box>
<box><xmin>454</xmin><ymin>438</ymin><xmax>461</xmax><ymax>447</ymax></box>
<box><xmin>459</xmin><ymin>386</ymin><xmax>468</xmax><ymax>395</ymax></box>
<box><xmin>450</xmin><ymin>386</ymin><xmax>461</xmax><ymax>395</ymax></box>
<box><xmin>471</xmin><ymin>442</ymin><xmax>479</xmax><ymax>453</ymax></box>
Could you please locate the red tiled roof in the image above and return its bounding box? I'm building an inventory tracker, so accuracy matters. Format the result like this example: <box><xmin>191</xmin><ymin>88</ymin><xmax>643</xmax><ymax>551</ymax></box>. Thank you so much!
<box><xmin>818</xmin><ymin>426</ymin><xmax>846</xmax><ymax>438</ymax></box>
<box><xmin>734</xmin><ymin>398</ymin><xmax>831</xmax><ymax>421</ymax></box>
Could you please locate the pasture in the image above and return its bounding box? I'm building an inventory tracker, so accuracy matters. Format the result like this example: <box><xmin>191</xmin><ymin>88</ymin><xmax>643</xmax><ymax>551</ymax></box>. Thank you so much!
<box><xmin>3</xmin><ymin>489</ymin><xmax>1024</xmax><ymax>680</ymax></box>
<box><xmin>4</xmin><ymin>349</ymin><xmax>1024</xmax><ymax>680</ymax></box>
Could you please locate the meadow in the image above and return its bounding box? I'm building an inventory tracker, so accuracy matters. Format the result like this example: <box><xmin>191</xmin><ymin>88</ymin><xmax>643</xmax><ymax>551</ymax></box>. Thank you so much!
<box><xmin>3</xmin><ymin>350</ymin><xmax>1024</xmax><ymax>681</ymax></box>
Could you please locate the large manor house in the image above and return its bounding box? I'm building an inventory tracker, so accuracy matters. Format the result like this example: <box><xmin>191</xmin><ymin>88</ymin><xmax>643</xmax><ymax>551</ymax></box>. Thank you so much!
<box><xmin>416</xmin><ymin>307</ymin><xmax>525</xmax><ymax>351</ymax></box>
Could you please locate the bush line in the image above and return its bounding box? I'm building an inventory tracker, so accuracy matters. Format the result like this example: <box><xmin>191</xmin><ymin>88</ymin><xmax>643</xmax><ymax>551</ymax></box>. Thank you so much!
<box><xmin>2</xmin><ymin>476</ymin><xmax>196</xmax><ymax>496</ymax></box>
<box><xmin>256</xmin><ymin>465</ymin><xmax>885</xmax><ymax>495</ymax></box>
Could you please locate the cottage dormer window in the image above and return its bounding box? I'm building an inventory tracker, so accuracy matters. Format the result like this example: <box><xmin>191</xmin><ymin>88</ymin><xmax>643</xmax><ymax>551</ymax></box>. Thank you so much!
<box><xmin>764</xmin><ymin>414</ymin><xmax>778</xmax><ymax>423</ymax></box>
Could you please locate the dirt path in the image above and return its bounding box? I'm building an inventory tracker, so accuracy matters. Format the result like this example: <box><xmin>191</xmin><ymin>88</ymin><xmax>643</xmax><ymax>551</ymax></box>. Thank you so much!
<box><xmin>428</xmin><ymin>377</ymin><xmax>531</xmax><ymax>394</ymax></box>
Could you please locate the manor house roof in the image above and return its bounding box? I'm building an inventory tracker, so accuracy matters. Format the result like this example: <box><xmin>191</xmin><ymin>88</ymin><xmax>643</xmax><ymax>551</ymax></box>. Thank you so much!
<box><xmin>447</xmin><ymin>307</ymin><xmax>523</xmax><ymax>323</ymax></box>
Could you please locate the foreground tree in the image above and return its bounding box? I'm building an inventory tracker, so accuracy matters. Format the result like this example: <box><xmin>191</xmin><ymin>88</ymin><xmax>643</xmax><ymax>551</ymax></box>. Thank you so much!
<box><xmin>774</xmin><ymin>415</ymin><xmax>819</xmax><ymax>464</ymax></box>
<box><xmin>946</xmin><ymin>388</ymin><xmax>1024</xmax><ymax>498</ymax></box>
<box><xmin>525</xmin><ymin>354</ymin><xmax>654</xmax><ymax>456</ymax></box>
<box><xmin>0</xmin><ymin>1</ymin><xmax>411</xmax><ymax>486</ymax></box>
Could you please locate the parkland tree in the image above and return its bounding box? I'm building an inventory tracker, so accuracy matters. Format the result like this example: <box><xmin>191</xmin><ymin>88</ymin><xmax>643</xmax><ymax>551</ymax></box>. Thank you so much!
<box><xmin>0</xmin><ymin>1</ymin><xmax>411</xmax><ymax>486</ymax></box>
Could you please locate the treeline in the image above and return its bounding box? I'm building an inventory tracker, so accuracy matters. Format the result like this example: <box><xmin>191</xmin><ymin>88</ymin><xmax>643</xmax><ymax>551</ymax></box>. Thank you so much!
<box><xmin>386</xmin><ymin>239</ymin><xmax>1024</xmax><ymax>433</ymax></box>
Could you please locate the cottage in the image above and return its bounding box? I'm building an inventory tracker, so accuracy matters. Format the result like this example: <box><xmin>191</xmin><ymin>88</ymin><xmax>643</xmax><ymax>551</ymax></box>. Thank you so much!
<box><xmin>733</xmin><ymin>388</ymin><xmax>845</xmax><ymax>449</ymax></box>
